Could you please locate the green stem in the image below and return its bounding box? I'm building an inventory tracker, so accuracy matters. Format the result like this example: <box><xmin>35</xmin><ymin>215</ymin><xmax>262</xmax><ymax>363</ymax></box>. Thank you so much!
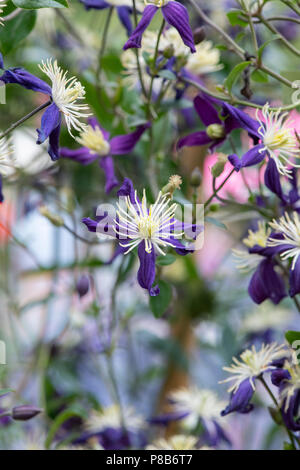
<box><xmin>204</xmin><ymin>169</ymin><xmax>235</xmax><ymax>209</ymax></box>
<box><xmin>258</xmin><ymin>14</ymin><xmax>300</xmax><ymax>57</ymax></box>
<box><xmin>132</xmin><ymin>0</ymin><xmax>147</xmax><ymax>98</ymax></box>
<box><xmin>0</xmin><ymin>100</ymin><xmax>52</xmax><ymax>140</ymax></box>
<box><xmin>96</xmin><ymin>7</ymin><xmax>114</xmax><ymax>85</ymax></box>
<box><xmin>259</xmin><ymin>376</ymin><xmax>297</xmax><ymax>449</ymax></box>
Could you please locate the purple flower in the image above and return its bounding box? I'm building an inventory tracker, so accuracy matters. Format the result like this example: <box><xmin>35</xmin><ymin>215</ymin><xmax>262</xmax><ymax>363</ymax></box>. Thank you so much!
<box><xmin>123</xmin><ymin>1</ymin><xmax>196</xmax><ymax>53</ymax></box>
<box><xmin>83</xmin><ymin>178</ymin><xmax>201</xmax><ymax>296</ymax></box>
<box><xmin>220</xmin><ymin>343</ymin><xmax>288</xmax><ymax>416</ymax></box>
<box><xmin>228</xmin><ymin>104</ymin><xmax>299</xmax><ymax>180</ymax></box>
<box><xmin>79</xmin><ymin>0</ymin><xmax>135</xmax><ymax>36</ymax></box>
<box><xmin>177</xmin><ymin>94</ymin><xmax>260</xmax><ymax>152</ymax></box>
<box><xmin>60</xmin><ymin>118</ymin><xmax>150</xmax><ymax>193</ymax></box>
<box><xmin>0</xmin><ymin>57</ymin><xmax>90</xmax><ymax>161</ymax></box>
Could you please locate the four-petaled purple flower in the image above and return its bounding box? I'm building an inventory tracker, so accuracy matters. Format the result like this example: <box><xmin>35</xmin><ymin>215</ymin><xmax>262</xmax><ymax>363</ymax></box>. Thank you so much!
<box><xmin>123</xmin><ymin>1</ymin><xmax>196</xmax><ymax>53</ymax></box>
<box><xmin>83</xmin><ymin>178</ymin><xmax>200</xmax><ymax>296</ymax></box>
<box><xmin>60</xmin><ymin>118</ymin><xmax>150</xmax><ymax>193</ymax></box>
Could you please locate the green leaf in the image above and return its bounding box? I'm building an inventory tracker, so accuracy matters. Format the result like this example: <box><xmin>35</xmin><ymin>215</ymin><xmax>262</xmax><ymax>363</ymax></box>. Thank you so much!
<box><xmin>149</xmin><ymin>280</ymin><xmax>172</xmax><ymax>318</ymax></box>
<box><xmin>157</xmin><ymin>69</ymin><xmax>176</xmax><ymax>81</ymax></box>
<box><xmin>227</xmin><ymin>10</ymin><xmax>248</xmax><ymax>27</ymax></box>
<box><xmin>0</xmin><ymin>9</ymin><xmax>36</xmax><ymax>54</ymax></box>
<box><xmin>257</xmin><ymin>35</ymin><xmax>280</xmax><ymax>62</ymax></box>
<box><xmin>251</xmin><ymin>69</ymin><xmax>269</xmax><ymax>83</ymax></box>
<box><xmin>285</xmin><ymin>330</ymin><xmax>300</xmax><ymax>346</ymax></box>
<box><xmin>156</xmin><ymin>254</ymin><xmax>176</xmax><ymax>266</ymax></box>
<box><xmin>224</xmin><ymin>61</ymin><xmax>251</xmax><ymax>93</ymax></box>
<box><xmin>12</xmin><ymin>0</ymin><xmax>68</xmax><ymax>8</ymax></box>
<box><xmin>283</xmin><ymin>441</ymin><xmax>296</xmax><ymax>450</ymax></box>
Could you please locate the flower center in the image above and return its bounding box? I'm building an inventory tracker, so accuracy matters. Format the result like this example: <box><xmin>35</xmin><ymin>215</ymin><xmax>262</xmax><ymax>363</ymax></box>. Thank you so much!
<box><xmin>243</xmin><ymin>222</ymin><xmax>271</xmax><ymax>248</ymax></box>
<box><xmin>264</xmin><ymin>128</ymin><xmax>293</xmax><ymax>151</ymax></box>
<box><xmin>138</xmin><ymin>211</ymin><xmax>160</xmax><ymax>241</ymax></box>
<box><xmin>206</xmin><ymin>124</ymin><xmax>225</xmax><ymax>140</ymax></box>
<box><xmin>144</xmin><ymin>0</ymin><xmax>169</xmax><ymax>7</ymax></box>
<box><xmin>76</xmin><ymin>125</ymin><xmax>110</xmax><ymax>156</ymax></box>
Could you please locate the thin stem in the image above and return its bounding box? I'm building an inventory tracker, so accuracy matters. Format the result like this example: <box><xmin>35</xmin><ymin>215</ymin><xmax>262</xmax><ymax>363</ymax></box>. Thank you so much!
<box><xmin>281</xmin><ymin>0</ymin><xmax>300</xmax><ymax>16</ymax></box>
<box><xmin>182</xmin><ymin>76</ymin><xmax>298</xmax><ymax>111</ymax></box>
<box><xmin>132</xmin><ymin>0</ymin><xmax>147</xmax><ymax>98</ymax></box>
<box><xmin>96</xmin><ymin>7</ymin><xmax>114</xmax><ymax>85</ymax></box>
<box><xmin>258</xmin><ymin>14</ymin><xmax>300</xmax><ymax>57</ymax></box>
<box><xmin>259</xmin><ymin>376</ymin><xmax>297</xmax><ymax>449</ymax></box>
<box><xmin>253</xmin><ymin>16</ymin><xmax>300</xmax><ymax>25</ymax></box>
<box><xmin>0</xmin><ymin>100</ymin><xmax>52</xmax><ymax>140</ymax></box>
<box><xmin>147</xmin><ymin>19</ymin><xmax>165</xmax><ymax>105</ymax></box>
<box><xmin>63</xmin><ymin>223</ymin><xmax>102</xmax><ymax>245</ymax></box>
<box><xmin>204</xmin><ymin>169</ymin><xmax>235</xmax><ymax>209</ymax></box>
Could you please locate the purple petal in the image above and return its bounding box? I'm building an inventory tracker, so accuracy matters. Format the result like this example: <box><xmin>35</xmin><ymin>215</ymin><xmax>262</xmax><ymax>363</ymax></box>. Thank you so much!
<box><xmin>149</xmin><ymin>411</ymin><xmax>189</xmax><ymax>426</ymax></box>
<box><xmin>222</xmin><ymin>102</ymin><xmax>260</xmax><ymax>139</ymax></box>
<box><xmin>281</xmin><ymin>390</ymin><xmax>300</xmax><ymax>432</ymax></box>
<box><xmin>194</xmin><ymin>94</ymin><xmax>221</xmax><ymax>126</ymax></box>
<box><xmin>79</xmin><ymin>0</ymin><xmax>110</xmax><ymax>9</ymax></box>
<box><xmin>48</xmin><ymin>117</ymin><xmax>62</xmax><ymax>161</ymax></box>
<box><xmin>221</xmin><ymin>379</ymin><xmax>255</xmax><ymax>416</ymax></box>
<box><xmin>271</xmin><ymin>368</ymin><xmax>291</xmax><ymax>388</ymax></box>
<box><xmin>264</xmin><ymin>158</ymin><xmax>284</xmax><ymax>201</ymax></box>
<box><xmin>110</xmin><ymin>123</ymin><xmax>150</xmax><ymax>155</ymax></box>
<box><xmin>60</xmin><ymin>146</ymin><xmax>98</xmax><ymax>165</ymax></box>
<box><xmin>249</xmin><ymin>258</ymin><xmax>286</xmax><ymax>305</ymax></box>
<box><xmin>177</xmin><ymin>131</ymin><xmax>212</xmax><ymax>150</ymax></box>
<box><xmin>0</xmin><ymin>68</ymin><xmax>52</xmax><ymax>95</ymax></box>
<box><xmin>0</xmin><ymin>175</ymin><xmax>4</xmax><ymax>203</ymax></box>
<box><xmin>137</xmin><ymin>241</ymin><xmax>159</xmax><ymax>296</ymax></box>
<box><xmin>228</xmin><ymin>144</ymin><xmax>266</xmax><ymax>171</ymax></box>
<box><xmin>162</xmin><ymin>2</ymin><xmax>196</xmax><ymax>53</ymax></box>
<box><xmin>117</xmin><ymin>178</ymin><xmax>137</xmax><ymax>204</ymax></box>
<box><xmin>100</xmin><ymin>156</ymin><xmax>119</xmax><ymax>194</ymax></box>
<box><xmin>117</xmin><ymin>6</ymin><xmax>133</xmax><ymax>36</ymax></box>
<box><xmin>36</xmin><ymin>103</ymin><xmax>61</xmax><ymax>144</ymax></box>
<box><xmin>123</xmin><ymin>5</ymin><xmax>158</xmax><ymax>50</ymax></box>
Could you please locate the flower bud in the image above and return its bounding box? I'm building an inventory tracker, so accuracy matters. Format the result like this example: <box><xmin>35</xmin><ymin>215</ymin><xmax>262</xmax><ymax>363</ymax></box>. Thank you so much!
<box><xmin>193</xmin><ymin>27</ymin><xmax>206</xmax><ymax>44</ymax></box>
<box><xmin>76</xmin><ymin>274</ymin><xmax>90</xmax><ymax>298</ymax></box>
<box><xmin>162</xmin><ymin>175</ymin><xmax>182</xmax><ymax>198</ymax></box>
<box><xmin>12</xmin><ymin>405</ymin><xmax>42</xmax><ymax>421</ymax></box>
<box><xmin>190</xmin><ymin>167</ymin><xmax>202</xmax><ymax>188</ymax></box>
<box><xmin>206</xmin><ymin>124</ymin><xmax>225</xmax><ymax>140</ymax></box>
<box><xmin>163</xmin><ymin>44</ymin><xmax>175</xmax><ymax>59</ymax></box>
<box><xmin>211</xmin><ymin>153</ymin><xmax>228</xmax><ymax>178</ymax></box>
<box><xmin>39</xmin><ymin>206</ymin><xmax>64</xmax><ymax>227</ymax></box>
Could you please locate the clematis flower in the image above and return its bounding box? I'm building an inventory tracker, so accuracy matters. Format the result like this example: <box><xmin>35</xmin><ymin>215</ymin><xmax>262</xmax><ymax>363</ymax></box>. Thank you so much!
<box><xmin>228</xmin><ymin>104</ymin><xmax>300</xmax><ymax>179</ymax></box>
<box><xmin>123</xmin><ymin>1</ymin><xmax>196</xmax><ymax>53</ymax></box>
<box><xmin>177</xmin><ymin>94</ymin><xmax>260</xmax><ymax>152</ymax></box>
<box><xmin>151</xmin><ymin>386</ymin><xmax>229</xmax><ymax>447</ymax></box>
<box><xmin>79</xmin><ymin>0</ymin><xmax>139</xmax><ymax>36</ymax></box>
<box><xmin>83</xmin><ymin>177</ymin><xmax>200</xmax><ymax>296</ymax></box>
<box><xmin>77</xmin><ymin>405</ymin><xmax>145</xmax><ymax>450</ymax></box>
<box><xmin>0</xmin><ymin>57</ymin><xmax>90</xmax><ymax>161</ymax></box>
<box><xmin>220</xmin><ymin>343</ymin><xmax>287</xmax><ymax>416</ymax></box>
<box><xmin>60</xmin><ymin>118</ymin><xmax>150</xmax><ymax>193</ymax></box>
<box><xmin>233</xmin><ymin>221</ymin><xmax>287</xmax><ymax>305</ymax></box>
<box><xmin>147</xmin><ymin>435</ymin><xmax>206</xmax><ymax>450</ymax></box>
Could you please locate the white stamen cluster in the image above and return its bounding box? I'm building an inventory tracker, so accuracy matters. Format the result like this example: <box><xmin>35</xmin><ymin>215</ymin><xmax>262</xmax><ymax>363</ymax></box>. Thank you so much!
<box><xmin>115</xmin><ymin>189</ymin><xmax>182</xmax><ymax>255</ymax></box>
<box><xmin>86</xmin><ymin>405</ymin><xmax>144</xmax><ymax>432</ymax></box>
<box><xmin>232</xmin><ymin>249</ymin><xmax>262</xmax><ymax>273</ymax></box>
<box><xmin>147</xmin><ymin>435</ymin><xmax>203</xmax><ymax>450</ymax></box>
<box><xmin>220</xmin><ymin>343</ymin><xmax>287</xmax><ymax>394</ymax></box>
<box><xmin>243</xmin><ymin>221</ymin><xmax>271</xmax><ymax>248</ymax></box>
<box><xmin>39</xmin><ymin>59</ymin><xmax>90</xmax><ymax>137</ymax></box>
<box><xmin>268</xmin><ymin>211</ymin><xmax>300</xmax><ymax>270</ymax></box>
<box><xmin>279</xmin><ymin>355</ymin><xmax>300</xmax><ymax>412</ymax></box>
<box><xmin>76</xmin><ymin>125</ymin><xmax>110</xmax><ymax>156</ymax></box>
<box><xmin>0</xmin><ymin>136</ymin><xmax>15</xmax><ymax>177</ymax></box>
<box><xmin>144</xmin><ymin>0</ymin><xmax>169</xmax><ymax>7</ymax></box>
<box><xmin>257</xmin><ymin>104</ymin><xmax>299</xmax><ymax>178</ymax></box>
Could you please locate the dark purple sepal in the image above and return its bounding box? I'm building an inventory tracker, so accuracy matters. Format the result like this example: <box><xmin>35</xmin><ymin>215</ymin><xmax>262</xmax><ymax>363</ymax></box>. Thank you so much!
<box><xmin>248</xmin><ymin>258</ymin><xmax>286</xmax><ymax>305</ymax></box>
<box><xmin>117</xmin><ymin>178</ymin><xmax>138</xmax><ymax>204</ymax></box>
<box><xmin>76</xmin><ymin>274</ymin><xmax>90</xmax><ymax>298</ymax></box>
<box><xmin>79</xmin><ymin>0</ymin><xmax>110</xmax><ymax>10</ymax></box>
<box><xmin>193</xmin><ymin>94</ymin><xmax>222</xmax><ymax>126</ymax></box>
<box><xmin>100</xmin><ymin>155</ymin><xmax>119</xmax><ymax>194</ymax></box>
<box><xmin>0</xmin><ymin>68</ymin><xmax>52</xmax><ymax>95</ymax></box>
<box><xmin>271</xmin><ymin>368</ymin><xmax>291</xmax><ymax>388</ymax></box>
<box><xmin>221</xmin><ymin>102</ymin><xmax>260</xmax><ymax>140</ymax></box>
<box><xmin>123</xmin><ymin>5</ymin><xmax>158</xmax><ymax>50</ymax></box>
<box><xmin>177</xmin><ymin>130</ymin><xmax>212</xmax><ymax>150</ymax></box>
<box><xmin>110</xmin><ymin>123</ymin><xmax>150</xmax><ymax>155</ymax></box>
<box><xmin>149</xmin><ymin>411</ymin><xmax>190</xmax><ymax>426</ymax></box>
<box><xmin>221</xmin><ymin>378</ymin><xmax>255</xmax><ymax>416</ymax></box>
<box><xmin>117</xmin><ymin>6</ymin><xmax>133</xmax><ymax>36</ymax></box>
<box><xmin>264</xmin><ymin>158</ymin><xmax>284</xmax><ymax>201</ymax></box>
<box><xmin>0</xmin><ymin>175</ymin><xmax>4</xmax><ymax>203</ymax></box>
<box><xmin>60</xmin><ymin>146</ymin><xmax>99</xmax><ymax>165</ymax></box>
<box><xmin>36</xmin><ymin>103</ymin><xmax>61</xmax><ymax>145</ymax></box>
<box><xmin>48</xmin><ymin>117</ymin><xmax>62</xmax><ymax>161</ymax></box>
<box><xmin>137</xmin><ymin>241</ymin><xmax>159</xmax><ymax>296</ymax></box>
<box><xmin>161</xmin><ymin>1</ymin><xmax>196</xmax><ymax>53</ymax></box>
<box><xmin>281</xmin><ymin>390</ymin><xmax>300</xmax><ymax>432</ymax></box>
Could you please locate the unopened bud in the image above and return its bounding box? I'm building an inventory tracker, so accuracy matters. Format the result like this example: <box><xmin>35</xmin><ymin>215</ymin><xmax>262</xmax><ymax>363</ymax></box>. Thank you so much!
<box><xmin>211</xmin><ymin>153</ymin><xmax>228</xmax><ymax>178</ymax></box>
<box><xmin>190</xmin><ymin>167</ymin><xmax>202</xmax><ymax>187</ymax></box>
<box><xmin>39</xmin><ymin>206</ymin><xmax>64</xmax><ymax>227</ymax></box>
<box><xmin>162</xmin><ymin>175</ymin><xmax>182</xmax><ymax>197</ymax></box>
<box><xmin>76</xmin><ymin>274</ymin><xmax>90</xmax><ymax>298</ymax></box>
<box><xmin>12</xmin><ymin>405</ymin><xmax>42</xmax><ymax>421</ymax></box>
<box><xmin>193</xmin><ymin>27</ymin><xmax>206</xmax><ymax>44</ymax></box>
<box><xmin>209</xmin><ymin>204</ymin><xmax>219</xmax><ymax>212</ymax></box>
<box><xmin>163</xmin><ymin>44</ymin><xmax>175</xmax><ymax>59</ymax></box>
<box><xmin>206</xmin><ymin>124</ymin><xmax>225</xmax><ymax>140</ymax></box>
